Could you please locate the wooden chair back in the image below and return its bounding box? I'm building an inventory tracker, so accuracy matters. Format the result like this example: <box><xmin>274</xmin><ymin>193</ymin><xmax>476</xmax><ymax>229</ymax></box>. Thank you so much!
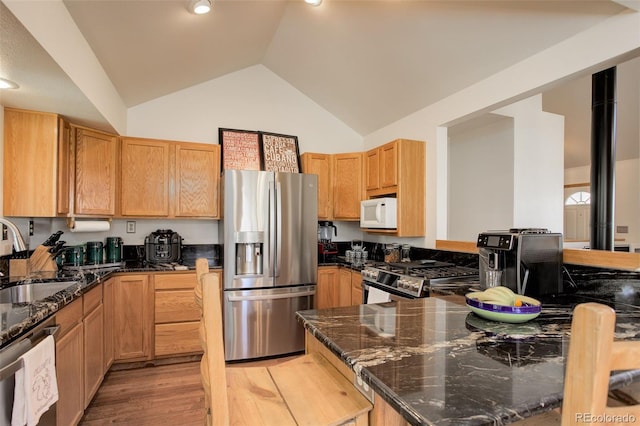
<box><xmin>194</xmin><ymin>257</ymin><xmax>209</xmax><ymax>307</ymax></box>
<box><xmin>562</xmin><ymin>302</ymin><xmax>640</xmax><ymax>425</ymax></box>
<box><xmin>200</xmin><ymin>271</ymin><xmax>230</xmax><ymax>424</ymax></box>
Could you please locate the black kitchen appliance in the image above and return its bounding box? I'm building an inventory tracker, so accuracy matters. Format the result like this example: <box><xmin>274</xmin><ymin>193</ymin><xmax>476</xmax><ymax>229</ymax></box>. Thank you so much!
<box><xmin>477</xmin><ymin>228</ymin><xmax>563</xmax><ymax>297</ymax></box>
<box><xmin>145</xmin><ymin>229</ymin><xmax>182</xmax><ymax>263</ymax></box>
<box><xmin>318</xmin><ymin>221</ymin><xmax>338</xmax><ymax>261</ymax></box>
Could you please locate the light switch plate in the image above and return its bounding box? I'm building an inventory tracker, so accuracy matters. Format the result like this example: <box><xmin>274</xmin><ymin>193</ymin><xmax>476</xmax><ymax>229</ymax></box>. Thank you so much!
<box><xmin>127</xmin><ymin>221</ymin><xmax>136</xmax><ymax>233</ymax></box>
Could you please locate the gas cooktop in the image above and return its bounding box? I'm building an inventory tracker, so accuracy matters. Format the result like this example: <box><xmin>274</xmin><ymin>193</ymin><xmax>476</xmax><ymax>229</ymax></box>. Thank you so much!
<box><xmin>362</xmin><ymin>260</ymin><xmax>479</xmax><ymax>298</ymax></box>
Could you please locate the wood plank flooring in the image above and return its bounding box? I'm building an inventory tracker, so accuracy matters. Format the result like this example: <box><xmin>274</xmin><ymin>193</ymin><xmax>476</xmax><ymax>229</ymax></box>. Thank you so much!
<box><xmin>80</xmin><ymin>355</ymin><xmax>301</xmax><ymax>425</ymax></box>
<box><xmin>80</xmin><ymin>362</ymin><xmax>205</xmax><ymax>425</ymax></box>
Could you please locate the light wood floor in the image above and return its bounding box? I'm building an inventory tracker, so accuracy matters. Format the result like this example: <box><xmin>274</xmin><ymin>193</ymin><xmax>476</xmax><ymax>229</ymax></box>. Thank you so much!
<box><xmin>80</xmin><ymin>355</ymin><xmax>301</xmax><ymax>425</ymax></box>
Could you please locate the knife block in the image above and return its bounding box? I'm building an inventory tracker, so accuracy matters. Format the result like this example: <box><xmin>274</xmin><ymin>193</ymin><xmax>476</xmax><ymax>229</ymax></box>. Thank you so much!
<box><xmin>28</xmin><ymin>245</ymin><xmax>59</xmax><ymax>273</ymax></box>
<box><xmin>9</xmin><ymin>258</ymin><xmax>30</xmax><ymax>277</ymax></box>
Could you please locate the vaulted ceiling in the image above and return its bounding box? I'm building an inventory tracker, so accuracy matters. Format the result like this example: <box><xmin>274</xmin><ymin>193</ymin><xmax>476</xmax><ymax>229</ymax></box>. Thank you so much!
<box><xmin>0</xmin><ymin>0</ymin><xmax>637</xmax><ymax>167</ymax></box>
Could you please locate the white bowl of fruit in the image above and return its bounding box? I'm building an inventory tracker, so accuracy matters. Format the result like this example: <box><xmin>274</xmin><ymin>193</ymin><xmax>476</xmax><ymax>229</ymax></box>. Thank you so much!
<box><xmin>465</xmin><ymin>286</ymin><xmax>541</xmax><ymax>323</ymax></box>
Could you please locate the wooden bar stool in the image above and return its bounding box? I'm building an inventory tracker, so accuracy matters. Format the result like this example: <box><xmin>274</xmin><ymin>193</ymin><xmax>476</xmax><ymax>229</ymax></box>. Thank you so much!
<box><xmin>561</xmin><ymin>302</ymin><xmax>640</xmax><ymax>425</ymax></box>
<box><xmin>195</xmin><ymin>258</ymin><xmax>372</xmax><ymax>425</ymax></box>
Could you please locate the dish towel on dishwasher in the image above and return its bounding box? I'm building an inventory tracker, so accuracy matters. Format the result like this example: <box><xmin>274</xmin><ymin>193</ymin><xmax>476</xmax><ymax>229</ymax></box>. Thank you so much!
<box><xmin>11</xmin><ymin>335</ymin><xmax>59</xmax><ymax>426</ymax></box>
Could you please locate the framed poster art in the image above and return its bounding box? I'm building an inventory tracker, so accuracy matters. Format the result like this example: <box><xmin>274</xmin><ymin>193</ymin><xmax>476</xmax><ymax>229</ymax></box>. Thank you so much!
<box><xmin>219</xmin><ymin>128</ymin><xmax>262</xmax><ymax>171</ymax></box>
<box><xmin>260</xmin><ymin>132</ymin><xmax>300</xmax><ymax>173</ymax></box>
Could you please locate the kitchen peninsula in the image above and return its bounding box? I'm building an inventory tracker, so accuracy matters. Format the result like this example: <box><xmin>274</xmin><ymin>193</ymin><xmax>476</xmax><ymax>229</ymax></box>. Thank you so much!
<box><xmin>297</xmin><ymin>283</ymin><xmax>640</xmax><ymax>425</ymax></box>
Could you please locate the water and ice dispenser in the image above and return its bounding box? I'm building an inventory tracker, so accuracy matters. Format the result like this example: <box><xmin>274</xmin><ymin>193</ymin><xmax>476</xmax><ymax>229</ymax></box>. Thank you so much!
<box><xmin>235</xmin><ymin>232</ymin><xmax>263</xmax><ymax>275</ymax></box>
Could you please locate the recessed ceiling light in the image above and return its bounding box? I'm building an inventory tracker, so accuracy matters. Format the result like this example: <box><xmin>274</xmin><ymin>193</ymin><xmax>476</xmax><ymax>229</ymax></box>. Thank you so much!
<box><xmin>0</xmin><ymin>78</ymin><xmax>19</xmax><ymax>90</ymax></box>
<box><xmin>191</xmin><ymin>0</ymin><xmax>211</xmax><ymax>14</ymax></box>
<box><xmin>305</xmin><ymin>0</ymin><xmax>322</xmax><ymax>6</ymax></box>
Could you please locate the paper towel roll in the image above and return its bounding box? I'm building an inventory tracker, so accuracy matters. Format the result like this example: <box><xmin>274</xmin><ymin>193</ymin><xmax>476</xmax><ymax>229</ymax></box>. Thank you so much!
<box><xmin>69</xmin><ymin>220</ymin><xmax>111</xmax><ymax>233</ymax></box>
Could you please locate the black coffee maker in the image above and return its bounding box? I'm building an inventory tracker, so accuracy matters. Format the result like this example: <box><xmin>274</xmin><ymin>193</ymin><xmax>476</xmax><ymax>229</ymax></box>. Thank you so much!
<box><xmin>477</xmin><ymin>228</ymin><xmax>563</xmax><ymax>297</ymax></box>
<box><xmin>318</xmin><ymin>221</ymin><xmax>338</xmax><ymax>261</ymax></box>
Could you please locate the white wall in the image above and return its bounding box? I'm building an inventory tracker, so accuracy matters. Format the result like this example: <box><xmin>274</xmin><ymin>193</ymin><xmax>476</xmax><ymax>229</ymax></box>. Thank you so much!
<box><xmin>565</xmin><ymin>158</ymin><xmax>640</xmax><ymax>245</ymax></box>
<box><xmin>127</xmin><ymin>65</ymin><xmax>362</xmax><ymax>154</ymax></box>
<box><xmin>448</xmin><ymin>115</ymin><xmax>514</xmax><ymax>240</ymax></box>
<box><xmin>125</xmin><ymin>64</ymin><xmax>366</xmax><ymax>245</ymax></box>
<box><xmin>362</xmin><ymin>10</ymin><xmax>640</xmax><ymax>248</ymax></box>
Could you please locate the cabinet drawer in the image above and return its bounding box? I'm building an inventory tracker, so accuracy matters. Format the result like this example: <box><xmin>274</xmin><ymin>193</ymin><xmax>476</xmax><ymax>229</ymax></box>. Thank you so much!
<box><xmin>83</xmin><ymin>283</ymin><xmax>103</xmax><ymax>314</ymax></box>
<box><xmin>55</xmin><ymin>297</ymin><xmax>83</xmax><ymax>338</ymax></box>
<box><xmin>154</xmin><ymin>273</ymin><xmax>197</xmax><ymax>290</ymax></box>
<box><xmin>155</xmin><ymin>290</ymin><xmax>200</xmax><ymax>323</ymax></box>
<box><xmin>154</xmin><ymin>322</ymin><xmax>202</xmax><ymax>357</ymax></box>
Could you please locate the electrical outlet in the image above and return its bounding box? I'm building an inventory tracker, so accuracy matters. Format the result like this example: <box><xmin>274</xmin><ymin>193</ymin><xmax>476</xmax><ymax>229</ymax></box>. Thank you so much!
<box><xmin>2</xmin><ymin>224</ymin><xmax>7</xmax><ymax>241</ymax></box>
<box><xmin>29</xmin><ymin>220</ymin><xmax>34</xmax><ymax>236</ymax></box>
<box><xmin>127</xmin><ymin>221</ymin><xmax>136</xmax><ymax>233</ymax></box>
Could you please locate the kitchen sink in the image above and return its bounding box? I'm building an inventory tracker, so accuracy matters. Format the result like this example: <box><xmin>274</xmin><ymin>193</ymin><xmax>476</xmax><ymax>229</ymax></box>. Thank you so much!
<box><xmin>0</xmin><ymin>281</ymin><xmax>79</xmax><ymax>304</ymax></box>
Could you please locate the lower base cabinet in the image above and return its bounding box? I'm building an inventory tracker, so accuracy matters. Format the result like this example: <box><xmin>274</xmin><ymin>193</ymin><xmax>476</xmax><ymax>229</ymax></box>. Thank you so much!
<box><xmin>113</xmin><ymin>274</ymin><xmax>154</xmax><ymax>362</ymax></box>
<box><xmin>54</xmin><ymin>298</ymin><xmax>85</xmax><ymax>426</ymax></box>
<box><xmin>318</xmin><ymin>266</ymin><xmax>362</xmax><ymax>309</ymax></box>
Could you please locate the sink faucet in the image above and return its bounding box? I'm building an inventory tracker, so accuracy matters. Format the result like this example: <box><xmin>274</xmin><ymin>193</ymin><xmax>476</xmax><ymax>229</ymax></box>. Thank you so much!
<box><xmin>0</xmin><ymin>217</ymin><xmax>27</xmax><ymax>252</ymax></box>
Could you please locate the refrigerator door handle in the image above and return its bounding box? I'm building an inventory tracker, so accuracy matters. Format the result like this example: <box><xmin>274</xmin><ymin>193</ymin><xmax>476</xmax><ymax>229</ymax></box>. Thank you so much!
<box><xmin>268</xmin><ymin>181</ymin><xmax>276</xmax><ymax>277</ymax></box>
<box><xmin>275</xmin><ymin>180</ymin><xmax>282</xmax><ymax>277</ymax></box>
<box><xmin>227</xmin><ymin>289</ymin><xmax>316</xmax><ymax>302</ymax></box>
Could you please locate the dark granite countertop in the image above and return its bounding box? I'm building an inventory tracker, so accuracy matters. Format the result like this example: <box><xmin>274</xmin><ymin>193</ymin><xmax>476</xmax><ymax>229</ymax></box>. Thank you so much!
<box><xmin>0</xmin><ymin>262</ymin><xmax>220</xmax><ymax>349</ymax></box>
<box><xmin>296</xmin><ymin>283</ymin><xmax>640</xmax><ymax>425</ymax></box>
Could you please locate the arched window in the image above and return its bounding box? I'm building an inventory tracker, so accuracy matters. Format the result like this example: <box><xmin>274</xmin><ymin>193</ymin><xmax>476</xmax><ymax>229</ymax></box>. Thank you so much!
<box><xmin>565</xmin><ymin>191</ymin><xmax>591</xmax><ymax>205</ymax></box>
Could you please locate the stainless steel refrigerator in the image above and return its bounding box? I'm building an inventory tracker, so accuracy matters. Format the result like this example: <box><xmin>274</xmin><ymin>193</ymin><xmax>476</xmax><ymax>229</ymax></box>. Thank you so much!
<box><xmin>220</xmin><ymin>169</ymin><xmax>318</xmax><ymax>361</ymax></box>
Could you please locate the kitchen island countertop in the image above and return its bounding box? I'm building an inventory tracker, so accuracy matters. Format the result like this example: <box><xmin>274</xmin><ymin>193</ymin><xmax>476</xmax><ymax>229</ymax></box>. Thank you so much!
<box><xmin>296</xmin><ymin>286</ymin><xmax>640</xmax><ymax>425</ymax></box>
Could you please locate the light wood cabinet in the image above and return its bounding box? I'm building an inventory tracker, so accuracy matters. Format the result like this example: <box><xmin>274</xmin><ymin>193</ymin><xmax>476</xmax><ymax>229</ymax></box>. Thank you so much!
<box><xmin>54</xmin><ymin>298</ymin><xmax>84</xmax><ymax>426</ymax></box>
<box><xmin>351</xmin><ymin>269</ymin><xmax>363</xmax><ymax>305</ymax></box>
<box><xmin>71</xmin><ymin>125</ymin><xmax>118</xmax><ymax>216</ymax></box>
<box><xmin>113</xmin><ymin>274</ymin><xmax>154</xmax><ymax>362</ymax></box>
<box><xmin>364</xmin><ymin>139</ymin><xmax>425</xmax><ymax>237</ymax></box>
<box><xmin>337</xmin><ymin>268</ymin><xmax>354</xmax><ymax>307</ymax></box>
<box><xmin>3</xmin><ymin>108</ymin><xmax>70</xmax><ymax>217</ymax></box>
<box><xmin>120</xmin><ymin>137</ymin><xmax>220</xmax><ymax>218</ymax></box>
<box><xmin>316</xmin><ymin>266</ymin><xmax>339</xmax><ymax>309</ymax></box>
<box><xmin>83</xmin><ymin>284</ymin><xmax>104</xmax><ymax>408</ymax></box>
<box><xmin>120</xmin><ymin>137</ymin><xmax>171</xmax><ymax>216</ymax></box>
<box><xmin>153</xmin><ymin>272</ymin><xmax>203</xmax><ymax>357</ymax></box>
<box><xmin>103</xmin><ymin>277</ymin><xmax>114</xmax><ymax>373</ymax></box>
<box><xmin>174</xmin><ymin>142</ymin><xmax>220</xmax><ymax>218</ymax></box>
<box><xmin>301</xmin><ymin>153</ymin><xmax>333</xmax><ymax>219</ymax></box>
<box><xmin>301</xmin><ymin>152</ymin><xmax>362</xmax><ymax>221</ymax></box>
<box><xmin>333</xmin><ymin>153</ymin><xmax>363</xmax><ymax>220</ymax></box>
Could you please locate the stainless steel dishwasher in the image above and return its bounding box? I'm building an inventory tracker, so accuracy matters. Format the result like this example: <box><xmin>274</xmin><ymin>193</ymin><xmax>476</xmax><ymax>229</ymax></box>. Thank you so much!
<box><xmin>0</xmin><ymin>317</ymin><xmax>59</xmax><ymax>426</ymax></box>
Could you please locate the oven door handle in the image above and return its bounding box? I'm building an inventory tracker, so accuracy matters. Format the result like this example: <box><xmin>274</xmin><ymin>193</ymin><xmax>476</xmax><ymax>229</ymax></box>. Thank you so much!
<box><xmin>0</xmin><ymin>325</ymin><xmax>60</xmax><ymax>381</ymax></box>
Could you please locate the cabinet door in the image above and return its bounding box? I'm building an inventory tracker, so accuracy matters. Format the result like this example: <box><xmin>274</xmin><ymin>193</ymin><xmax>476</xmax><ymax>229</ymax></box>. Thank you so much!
<box><xmin>83</xmin><ymin>303</ymin><xmax>104</xmax><ymax>407</ymax></box>
<box><xmin>317</xmin><ymin>267</ymin><xmax>339</xmax><ymax>309</ymax></box>
<box><xmin>57</xmin><ymin>118</ymin><xmax>72</xmax><ymax>215</ymax></box>
<box><xmin>333</xmin><ymin>153</ymin><xmax>363</xmax><ymax>220</ymax></box>
<box><xmin>120</xmin><ymin>138</ymin><xmax>171</xmax><ymax>216</ymax></box>
<box><xmin>56</xmin><ymin>322</ymin><xmax>84</xmax><ymax>426</ymax></box>
<box><xmin>301</xmin><ymin>153</ymin><xmax>333</xmax><ymax>219</ymax></box>
<box><xmin>174</xmin><ymin>143</ymin><xmax>220</xmax><ymax>218</ymax></box>
<box><xmin>337</xmin><ymin>268</ymin><xmax>353</xmax><ymax>308</ymax></box>
<box><xmin>380</xmin><ymin>142</ymin><xmax>398</xmax><ymax>189</ymax></box>
<box><xmin>3</xmin><ymin>108</ymin><xmax>59</xmax><ymax>216</ymax></box>
<box><xmin>73</xmin><ymin>127</ymin><xmax>118</xmax><ymax>215</ymax></box>
<box><xmin>365</xmin><ymin>148</ymin><xmax>380</xmax><ymax>191</ymax></box>
<box><xmin>113</xmin><ymin>274</ymin><xmax>153</xmax><ymax>361</ymax></box>
<box><xmin>351</xmin><ymin>270</ymin><xmax>363</xmax><ymax>306</ymax></box>
<box><xmin>154</xmin><ymin>322</ymin><xmax>201</xmax><ymax>357</ymax></box>
<box><xmin>103</xmin><ymin>278</ymin><xmax>114</xmax><ymax>373</ymax></box>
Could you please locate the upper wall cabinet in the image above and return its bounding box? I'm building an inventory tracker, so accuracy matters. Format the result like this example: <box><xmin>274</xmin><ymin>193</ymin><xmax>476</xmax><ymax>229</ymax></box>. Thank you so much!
<box><xmin>71</xmin><ymin>125</ymin><xmax>118</xmax><ymax>217</ymax></box>
<box><xmin>364</xmin><ymin>139</ymin><xmax>425</xmax><ymax>237</ymax></box>
<box><xmin>120</xmin><ymin>137</ymin><xmax>220</xmax><ymax>218</ymax></box>
<box><xmin>301</xmin><ymin>152</ymin><xmax>363</xmax><ymax>221</ymax></box>
<box><xmin>3</xmin><ymin>108</ymin><xmax>69</xmax><ymax>217</ymax></box>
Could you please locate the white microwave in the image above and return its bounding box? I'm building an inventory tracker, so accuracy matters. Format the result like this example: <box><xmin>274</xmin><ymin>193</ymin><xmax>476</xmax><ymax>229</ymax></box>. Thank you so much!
<box><xmin>360</xmin><ymin>197</ymin><xmax>397</xmax><ymax>229</ymax></box>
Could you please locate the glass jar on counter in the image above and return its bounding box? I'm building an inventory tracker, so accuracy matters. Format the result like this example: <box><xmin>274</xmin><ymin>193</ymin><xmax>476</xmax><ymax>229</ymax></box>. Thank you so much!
<box><xmin>384</xmin><ymin>243</ymin><xmax>400</xmax><ymax>263</ymax></box>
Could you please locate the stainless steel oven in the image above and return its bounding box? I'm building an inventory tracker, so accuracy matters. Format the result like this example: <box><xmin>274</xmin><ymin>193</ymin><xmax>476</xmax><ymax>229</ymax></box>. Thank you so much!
<box><xmin>361</xmin><ymin>260</ymin><xmax>479</xmax><ymax>303</ymax></box>
<box><xmin>0</xmin><ymin>318</ymin><xmax>59</xmax><ymax>426</ymax></box>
